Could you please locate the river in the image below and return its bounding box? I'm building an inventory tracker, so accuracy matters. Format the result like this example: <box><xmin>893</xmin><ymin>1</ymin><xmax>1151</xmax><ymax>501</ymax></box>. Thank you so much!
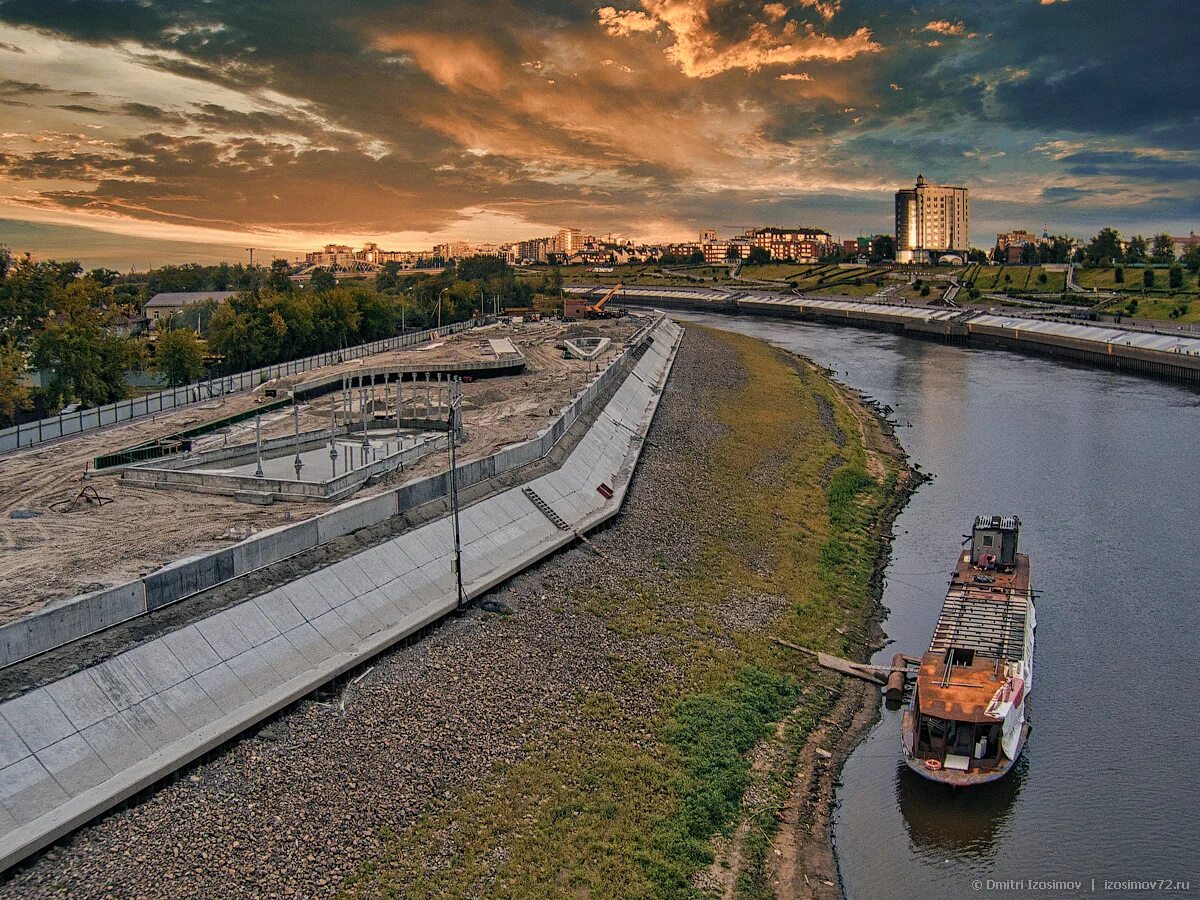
<box><xmin>670</xmin><ymin>311</ymin><xmax>1200</xmax><ymax>898</ymax></box>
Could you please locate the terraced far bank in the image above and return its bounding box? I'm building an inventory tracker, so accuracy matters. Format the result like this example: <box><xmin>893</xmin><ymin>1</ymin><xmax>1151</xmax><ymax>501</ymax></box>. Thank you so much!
<box><xmin>342</xmin><ymin>325</ymin><xmax>910</xmax><ymax>900</ymax></box>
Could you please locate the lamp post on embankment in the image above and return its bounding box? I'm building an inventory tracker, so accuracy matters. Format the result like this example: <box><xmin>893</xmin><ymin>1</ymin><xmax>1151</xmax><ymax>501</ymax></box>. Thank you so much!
<box><xmin>447</xmin><ymin>378</ymin><xmax>465</xmax><ymax>609</ymax></box>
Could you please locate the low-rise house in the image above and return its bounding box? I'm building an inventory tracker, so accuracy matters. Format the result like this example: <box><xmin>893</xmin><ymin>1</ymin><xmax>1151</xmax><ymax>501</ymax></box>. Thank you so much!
<box><xmin>145</xmin><ymin>291</ymin><xmax>235</xmax><ymax>329</ymax></box>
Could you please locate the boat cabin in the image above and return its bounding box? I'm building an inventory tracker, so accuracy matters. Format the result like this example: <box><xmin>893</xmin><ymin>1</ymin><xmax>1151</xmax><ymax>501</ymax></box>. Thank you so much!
<box><xmin>970</xmin><ymin>514</ymin><xmax>1020</xmax><ymax>570</ymax></box>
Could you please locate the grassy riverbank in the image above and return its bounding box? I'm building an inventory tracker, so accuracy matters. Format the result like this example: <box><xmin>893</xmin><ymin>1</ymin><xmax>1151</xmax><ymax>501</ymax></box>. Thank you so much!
<box><xmin>342</xmin><ymin>326</ymin><xmax>909</xmax><ymax>899</ymax></box>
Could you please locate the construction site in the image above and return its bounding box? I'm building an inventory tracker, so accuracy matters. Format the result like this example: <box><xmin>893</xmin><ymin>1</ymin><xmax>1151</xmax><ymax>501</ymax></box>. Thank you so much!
<box><xmin>0</xmin><ymin>316</ymin><xmax>642</xmax><ymax>626</ymax></box>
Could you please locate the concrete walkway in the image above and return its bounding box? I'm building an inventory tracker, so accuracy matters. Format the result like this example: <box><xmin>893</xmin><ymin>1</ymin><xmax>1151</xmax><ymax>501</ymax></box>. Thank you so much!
<box><xmin>0</xmin><ymin>319</ymin><xmax>682</xmax><ymax>873</ymax></box>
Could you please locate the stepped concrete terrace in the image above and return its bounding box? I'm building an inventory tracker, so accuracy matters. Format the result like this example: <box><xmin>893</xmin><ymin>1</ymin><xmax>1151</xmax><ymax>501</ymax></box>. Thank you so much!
<box><xmin>0</xmin><ymin>317</ymin><xmax>683</xmax><ymax>874</ymax></box>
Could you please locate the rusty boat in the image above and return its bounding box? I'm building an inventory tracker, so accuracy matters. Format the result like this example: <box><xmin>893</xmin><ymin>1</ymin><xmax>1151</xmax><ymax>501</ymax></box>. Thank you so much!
<box><xmin>902</xmin><ymin>515</ymin><xmax>1035</xmax><ymax>786</ymax></box>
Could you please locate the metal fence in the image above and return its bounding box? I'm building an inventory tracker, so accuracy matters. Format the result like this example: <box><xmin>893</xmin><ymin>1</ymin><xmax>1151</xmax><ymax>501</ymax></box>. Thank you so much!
<box><xmin>0</xmin><ymin>321</ymin><xmax>474</xmax><ymax>454</ymax></box>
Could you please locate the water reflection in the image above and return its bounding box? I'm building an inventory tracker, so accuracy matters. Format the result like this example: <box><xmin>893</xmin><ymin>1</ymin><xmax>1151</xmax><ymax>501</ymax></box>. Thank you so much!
<box><xmin>897</xmin><ymin>755</ymin><xmax>1026</xmax><ymax>864</ymax></box>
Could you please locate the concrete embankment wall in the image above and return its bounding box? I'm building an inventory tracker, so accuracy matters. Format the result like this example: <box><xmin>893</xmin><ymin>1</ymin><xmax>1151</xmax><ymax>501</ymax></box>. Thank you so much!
<box><xmin>0</xmin><ymin>317</ymin><xmax>683</xmax><ymax>874</ymax></box>
<box><xmin>615</xmin><ymin>290</ymin><xmax>1200</xmax><ymax>386</ymax></box>
<box><xmin>0</xmin><ymin>317</ymin><xmax>663</xmax><ymax>670</ymax></box>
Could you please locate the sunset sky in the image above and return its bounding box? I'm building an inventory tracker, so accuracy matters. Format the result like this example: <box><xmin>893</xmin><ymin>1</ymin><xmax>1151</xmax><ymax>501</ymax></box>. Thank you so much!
<box><xmin>0</xmin><ymin>0</ymin><xmax>1196</xmax><ymax>267</ymax></box>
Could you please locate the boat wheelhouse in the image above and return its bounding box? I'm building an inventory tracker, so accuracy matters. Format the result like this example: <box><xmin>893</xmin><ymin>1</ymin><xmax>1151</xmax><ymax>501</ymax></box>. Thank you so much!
<box><xmin>902</xmin><ymin>515</ymin><xmax>1035</xmax><ymax>786</ymax></box>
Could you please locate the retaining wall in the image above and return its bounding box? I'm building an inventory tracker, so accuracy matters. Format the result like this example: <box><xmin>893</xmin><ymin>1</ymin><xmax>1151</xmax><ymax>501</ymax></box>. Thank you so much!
<box><xmin>0</xmin><ymin>316</ymin><xmax>662</xmax><ymax>670</ymax></box>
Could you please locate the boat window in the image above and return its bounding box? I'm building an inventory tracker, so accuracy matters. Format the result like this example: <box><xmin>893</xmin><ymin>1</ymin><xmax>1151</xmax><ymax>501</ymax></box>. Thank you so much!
<box><xmin>982</xmin><ymin>535</ymin><xmax>993</xmax><ymax>547</ymax></box>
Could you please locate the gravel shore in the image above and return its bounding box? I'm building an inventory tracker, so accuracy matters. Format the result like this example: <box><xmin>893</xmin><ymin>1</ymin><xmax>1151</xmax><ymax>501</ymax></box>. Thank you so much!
<box><xmin>4</xmin><ymin>325</ymin><xmax>745</xmax><ymax>899</ymax></box>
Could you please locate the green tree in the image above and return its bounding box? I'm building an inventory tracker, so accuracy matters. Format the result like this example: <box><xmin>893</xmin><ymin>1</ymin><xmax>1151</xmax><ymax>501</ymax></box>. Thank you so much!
<box><xmin>1143</xmin><ymin>268</ymin><xmax>1155</xmax><ymax>288</ymax></box>
<box><xmin>208</xmin><ymin>292</ymin><xmax>286</xmax><ymax>371</ymax></box>
<box><xmin>156</xmin><ymin>327</ymin><xmax>206</xmax><ymax>386</ymax></box>
<box><xmin>1169</xmin><ymin>266</ymin><xmax>1183</xmax><ymax>290</ymax></box>
<box><xmin>268</xmin><ymin>258</ymin><xmax>294</xmax><ymax>293</ymax></box>
<box><xmin>870</xmin><ymin>234</ymin><xmax>894</xmax><ymax>261</ymax></box>
<box><xmin>0</xmin><ymin>343</ymin><xmax>30</xmax><ymax>423</ymax></box>
<box><xmin>376</xmin><ymin>261</ymin><xmax>405</xmax><ymax>293</ymax></box>
<box><xmin>1181</xmin><ymin>245</ymin><xmax>1200</xmax><ymax>273</ymax></box>
<box><xmin>1151</xmin><ymin>234</ymin><xmax>1176</xmax><ymax>264</ymax></box>
<box><xmin>1114</xmin><ymin>266</ymin><xmax>1124</xmax><ymax>283</ymax></box>
<box><xmin>747</xmin><ymin>247</ymin><xmax>771</xmax><ymax>265</ymax></box>
<box><xmin>308</xmin><ymin>267</ymin><xmax>337</xmax><ymax>293</ymax></box>
<box><xmin>357</xmin><ymin>291</ymin><xmax>397</xmax><ymax>339</ymax></box>
<box><xmin>311</xmin><ymin>288</ymin><xmax>362</xmax><ymax>349</ymax></box>
<box><xmin>456</xmin><ymin>255</ymin><xmax>508</xmax><ymax>282</ymax></box>
<box><xmin>1085</xmin><ymin>228</ymin><xmax>1123</xmax><ymax>266</ymax></box>
<box><xmin>1125</xmin><ymin>235</ymin><xmax>1148</xmax><ymax>264</ymax></box>
<box><xmin>167</xmin><ymin>298</ymin><xmax>219</xmax><ymax>336</ymax></box>
<box><xmin>30</xmin><ymin>280</ymin><xmax>144</xmax><ymax>407</ymax></box>
<box><xmin>0</xmin><ymin>253</ymin><xmax>81</xmax><ymax>341</ymax></box>
<box><xmin>86</xmin><ymin>268</ymin><xmax>120</xmax><ymax>287</ymax></box>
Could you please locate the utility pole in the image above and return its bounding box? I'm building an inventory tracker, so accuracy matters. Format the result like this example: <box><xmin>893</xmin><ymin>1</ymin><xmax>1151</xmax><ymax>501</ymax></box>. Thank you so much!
<box><xmin>254</xmin><ymin>414</ymin><xmax>264</xmax><ymax>478</ymax></box>
<box><xmin>292</xmin><ymin>401</ymin><xmax>304</xmax><ymax>481</ymax></box>
<box><xmin>447</xmin><ymin>378</ymin><xmax>466</xmax><ymax>609</ymax></box>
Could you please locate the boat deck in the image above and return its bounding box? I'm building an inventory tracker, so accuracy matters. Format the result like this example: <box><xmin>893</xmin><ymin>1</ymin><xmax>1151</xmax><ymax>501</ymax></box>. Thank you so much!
<box><xmin>929</xmin><ymin>553</ymin><xmax>1031</xmax><ymax>663</ymax></box>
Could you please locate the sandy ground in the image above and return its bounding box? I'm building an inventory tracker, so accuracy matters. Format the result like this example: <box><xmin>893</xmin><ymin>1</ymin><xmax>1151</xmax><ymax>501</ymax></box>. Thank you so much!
<box><xmin>0</xmin><ymin>317</ymin><xmax>640</xmax><ymax>624</ymax></box>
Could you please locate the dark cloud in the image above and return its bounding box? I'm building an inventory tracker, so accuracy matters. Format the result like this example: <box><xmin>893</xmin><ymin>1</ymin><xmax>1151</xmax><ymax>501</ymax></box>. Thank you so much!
<box><xmin>0</xmin><ymin>77</ymin><xmax>54</xmax><ymax>95</ymax></box>
<box><xmin>1041</xmin><ymin>187</ymin><xmax>1097</xmax><ymax>204</ymax></box>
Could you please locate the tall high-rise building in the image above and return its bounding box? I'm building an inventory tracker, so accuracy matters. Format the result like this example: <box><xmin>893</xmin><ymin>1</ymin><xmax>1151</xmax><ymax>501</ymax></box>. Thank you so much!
<box><xmin>894</xmin><ymin>174</ymin><xmax>969</xmax><ymax>263</ymax></box>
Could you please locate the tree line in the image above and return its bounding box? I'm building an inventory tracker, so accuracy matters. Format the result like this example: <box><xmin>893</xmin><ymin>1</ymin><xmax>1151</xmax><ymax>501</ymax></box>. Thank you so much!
<box><xmin>0</xmin><ymin>251</ymin><xmax>536</xmax><ymax>426</ymax></box>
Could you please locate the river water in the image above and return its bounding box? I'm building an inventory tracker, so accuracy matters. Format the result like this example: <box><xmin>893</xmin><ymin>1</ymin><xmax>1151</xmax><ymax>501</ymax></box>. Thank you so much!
<box><xmin>672</xmin><ymin>311</ymin><xmax>1200</xmax><ymax>898</ymax></box>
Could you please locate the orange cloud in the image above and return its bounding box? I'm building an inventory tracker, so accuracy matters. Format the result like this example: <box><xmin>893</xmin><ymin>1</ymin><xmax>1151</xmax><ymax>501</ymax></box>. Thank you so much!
<box><xmin>597</xmin><ymin>7</ymin><xmax>658</xmax><ymax>37</ymax></box>
<box><xmin>922</xmin><ymin>20</ymin><xmax>975</xmax><ymax>38</ymax></box>
<box><xmin>371</xmin><ymin>32</ymin><xmax>506</xmax><ymax>90</ymax></box>
<box><xmin>797</xmin><ymin>0</ymin><xmax>841</xmax><ymax>22</ymax></box>
<box><xmin>599</xmin><ymin>0</ymin><xmax>880</xmax><ymax>78</ymax></box>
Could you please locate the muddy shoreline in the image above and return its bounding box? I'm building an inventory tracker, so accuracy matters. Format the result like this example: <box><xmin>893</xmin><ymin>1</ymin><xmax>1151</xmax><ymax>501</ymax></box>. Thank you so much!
<box><xmin>769</xmin><ymin>362</ymin><xmax>922</xmax><ymax>900</ymax></box>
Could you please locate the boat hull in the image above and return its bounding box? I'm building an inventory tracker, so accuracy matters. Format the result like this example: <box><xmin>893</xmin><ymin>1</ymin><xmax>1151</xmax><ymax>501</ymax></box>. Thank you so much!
<box><xmin>903</xmin><ymin>723</ymin><xmax>1030</xmax><ymax>787</ymax></box>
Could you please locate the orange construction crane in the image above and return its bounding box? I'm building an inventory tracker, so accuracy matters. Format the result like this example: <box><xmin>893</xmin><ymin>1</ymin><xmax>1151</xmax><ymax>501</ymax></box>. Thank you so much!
<box><xmin>585</xmin><ymin>282</ymin><xmax>623</xmax><ymax>318</ymax></box>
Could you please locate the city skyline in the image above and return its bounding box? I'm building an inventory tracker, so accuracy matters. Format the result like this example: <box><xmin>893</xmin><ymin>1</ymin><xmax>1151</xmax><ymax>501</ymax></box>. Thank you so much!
<box><xmin>0</xmin><ymin>0</ymin><xmax>1196</xmax><ymax>265</ymax></box>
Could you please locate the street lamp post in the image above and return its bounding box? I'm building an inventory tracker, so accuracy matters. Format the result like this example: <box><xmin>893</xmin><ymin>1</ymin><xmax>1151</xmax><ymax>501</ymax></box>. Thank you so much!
<box><xmin>254</xmin><ymin>414</ymin><xmax>264</xmax><ymax>478</ymax></box>
<box><xmin>292</xmin><ymin>401</ymin><xmax>304</xmax><ymax>481</ymax></box>
<box><xmin>447</xmin><ymin>378</ymin><xmax>465</xmax><ymax>609</ymax></box>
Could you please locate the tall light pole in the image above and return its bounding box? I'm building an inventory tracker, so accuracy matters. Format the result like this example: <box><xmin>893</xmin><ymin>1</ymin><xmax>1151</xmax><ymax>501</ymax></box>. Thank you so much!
<box><xmin>254</xmin><ymin>414</ymin><xmax>264</xmax><ymax>478</ymax></box>
<box><xmin>447</xmin><ymin>378</ymin><xmax>465</xmax><ymax>609</ymax></box>
<box><xmin>438</xmin><ymin>288</ymin><xmax>448</xmax><ymax>331</ymax></box>
<box><xmin>292</xmin><ymin>401</ymin><xmax>304</xmax><ymax>481</ymax></box>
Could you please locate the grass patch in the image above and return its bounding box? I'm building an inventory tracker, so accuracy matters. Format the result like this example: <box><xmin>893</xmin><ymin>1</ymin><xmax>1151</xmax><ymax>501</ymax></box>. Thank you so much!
<box><xmin>651</xmin><ymin>667</ymin><xmax>800</xmax><ymax>893</ymax></box>
<box><xmin>967</xmin><ymin>266</ymin><xmax>1065</xmax><ymax>293</ymax></box>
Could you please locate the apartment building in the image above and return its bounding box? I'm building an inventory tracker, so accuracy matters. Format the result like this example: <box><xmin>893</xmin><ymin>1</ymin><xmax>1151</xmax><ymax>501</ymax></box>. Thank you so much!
<box><xmin>895</xmin><ymin>175</ymin><xmax>970</xmax><ymax>263</ymax></box>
